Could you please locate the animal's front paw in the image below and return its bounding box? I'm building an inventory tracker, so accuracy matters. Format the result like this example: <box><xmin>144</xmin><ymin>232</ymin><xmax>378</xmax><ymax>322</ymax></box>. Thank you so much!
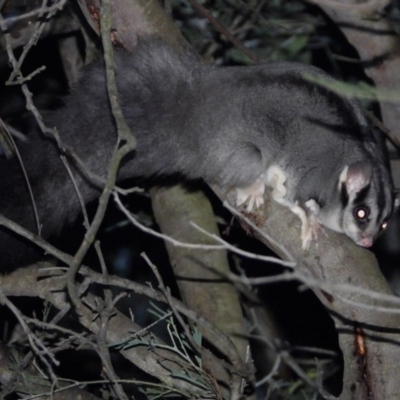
<box><xmin>236</xmin><ymin>179</ymin><xmax>265</xmax><ymax>211</ymax></box>
<box><xmin>290</xmin><ymin>202</ymin><xmax>322</xmax><ymax>249</ymax></box>
<box><xmin>300</xmin><ymin>213</ymin><xmax>322</xmax><ymax>250</ymax></box>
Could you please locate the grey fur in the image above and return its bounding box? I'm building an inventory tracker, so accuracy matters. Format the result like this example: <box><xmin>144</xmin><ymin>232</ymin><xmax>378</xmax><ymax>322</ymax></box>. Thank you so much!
<box><xmin>0</xmin><ymin>39</ymin><xmax>393</xmax><ymax>269</ymax></box>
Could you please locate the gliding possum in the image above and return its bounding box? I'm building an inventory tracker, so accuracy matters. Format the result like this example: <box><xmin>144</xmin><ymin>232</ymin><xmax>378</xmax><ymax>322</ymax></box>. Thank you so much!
<box><xmin>0</xmin><ymin>39</ymin><xmax>394</xmax><ymax>269</ymax></box>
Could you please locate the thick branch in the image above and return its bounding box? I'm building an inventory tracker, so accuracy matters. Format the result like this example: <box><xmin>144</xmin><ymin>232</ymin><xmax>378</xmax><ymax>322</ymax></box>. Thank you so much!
<box><xmin>213</xmin><ymin>185</ymin><xmax>400</xmax><ymax>400</ymax></box>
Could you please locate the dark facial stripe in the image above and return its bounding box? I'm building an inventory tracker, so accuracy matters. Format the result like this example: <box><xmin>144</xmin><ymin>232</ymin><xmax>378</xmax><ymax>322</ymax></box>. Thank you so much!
<box><xmin>375</xmin><ymin>174</ymin><xmax>388</xmax><ymax>224</ymax></box>
<box><xmin>340</xmin><ymin>182</ymin><xmax>349</xmax><ymax>207</ymax></box>
<box><xmin>354</xmin><ymin>183</ymin><xmax>371</xmax><ymax>204</ymax></box>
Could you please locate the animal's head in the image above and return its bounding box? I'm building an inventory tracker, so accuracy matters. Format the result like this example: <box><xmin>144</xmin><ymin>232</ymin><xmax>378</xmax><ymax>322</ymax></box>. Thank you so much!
<box><xmin>337</xmin><ymin>162</ymin><xmax>393</xmax><ymax>247</ymax></box>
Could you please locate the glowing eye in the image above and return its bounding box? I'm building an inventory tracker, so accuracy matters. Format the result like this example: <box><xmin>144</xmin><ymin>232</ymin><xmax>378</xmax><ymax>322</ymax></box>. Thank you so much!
<box><xmin>381</xmin><ymin>221</ymin><xmax>388</xmax><ymax>230</ymax></box>
<box><xmin>354</xmin><ymin>206</ymin><xmax>369</xmax><ymax>222</ymax></box>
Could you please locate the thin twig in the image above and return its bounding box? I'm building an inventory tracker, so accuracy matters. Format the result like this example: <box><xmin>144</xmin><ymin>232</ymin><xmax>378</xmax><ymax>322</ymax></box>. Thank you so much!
<box><xmin>223</xmin><ymin>201</ymin><xmax>296</xmax><ymax>263</ymax></box>
<box><xmin>66</xmin><ymin>0</ymin><xmax>135</xmax><ymax>308</ymax></box>
<box><xmin>0</xmin><ymin>0</ymin><xmax>66</xmax><ymax>26</ymax></box>
<box><xmin>0</xmin><ymin>287</ymin><xmax>60</xmax><ymax>382</ymax></box>
<box><xmin>141</xmin><ymin>253</ymin><xmax>202</xmax><ymax>357</ymax></box>
<box><xmin>0</xmin><ymin>118</ymin><xmax>41</xmax><ymax>235</ymax></box>
<box><xmin>0</xmin><ymin>213</ymin><xmax>71</xmax><ymax>265</ymax></box>
<box><xmin>60</xmin><ymin>155</ymin><xmax>90</xmax><ymax>229</ymax></box>
<box><xmin>114</xmin><ymin>192</ymin><xmax>293</xmax><ymax>267</ymax></box>
<box><xmin>187</xmin><ymin>0</ymin><xmax>262</xmax><ymax>63</ymax></box>
<box><xmin>191</xmin><ymin>221</ymin><xmax>295</xmax><ymax>267</ymax></box>
<box><xmin>78</xmin><ymin>266</ymin><xmax>248</xmax><ymax>375</ymax></box>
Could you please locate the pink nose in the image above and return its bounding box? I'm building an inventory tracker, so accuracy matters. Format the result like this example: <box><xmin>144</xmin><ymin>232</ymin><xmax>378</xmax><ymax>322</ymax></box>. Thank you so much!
<box><xmin>360</xmin><ymin>237</ymin><xmax>373</xmax><ymax>248</ymax></box>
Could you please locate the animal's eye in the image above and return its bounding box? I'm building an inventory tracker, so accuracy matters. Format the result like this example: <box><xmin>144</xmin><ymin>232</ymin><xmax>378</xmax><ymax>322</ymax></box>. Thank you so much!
<box><xmin>353</xmin><ymin>206</ymin><xmax>370</xmax><ymax>222</ymax></box>
<box><xmin>381</xmin><ymin>221</ymin><xmax>388</xmax><ymax>230</ymax></box>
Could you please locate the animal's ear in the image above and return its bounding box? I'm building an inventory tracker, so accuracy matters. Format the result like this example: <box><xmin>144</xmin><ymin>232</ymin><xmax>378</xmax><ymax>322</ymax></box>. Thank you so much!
<box><xmin>340</xmin><ymin>162</ymin><xmax>372</xmax><ymax>195</ymax></box>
